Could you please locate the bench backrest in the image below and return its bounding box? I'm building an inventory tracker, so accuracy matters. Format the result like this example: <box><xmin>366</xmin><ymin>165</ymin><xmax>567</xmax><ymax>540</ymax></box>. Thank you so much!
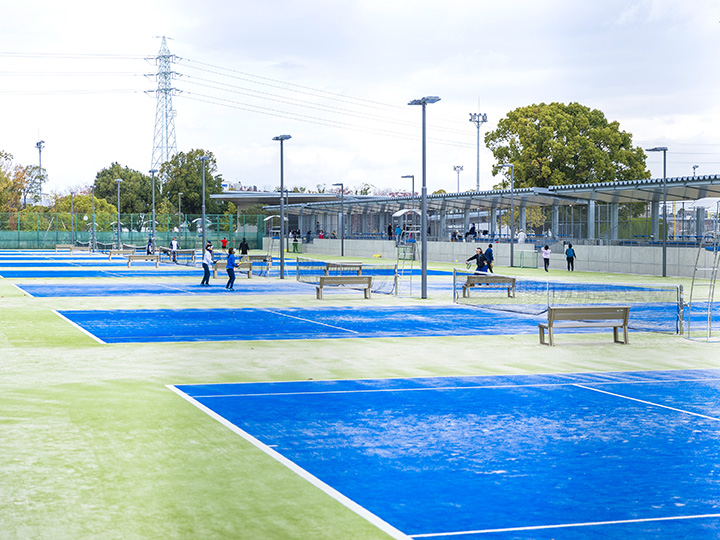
<box><xmin>319</xmin><ymin>275</ymin><xmax>372</xmax><ymax>286</ymax></box>
<box><xmin>466</xmin><ymin>275</ymin><xmax>514</xmax><ymax>285</ymax></box>
<box><xmin>548</xmin><ymin>306</ymin><xmax>629</xmax><ymax>323</ymax></box>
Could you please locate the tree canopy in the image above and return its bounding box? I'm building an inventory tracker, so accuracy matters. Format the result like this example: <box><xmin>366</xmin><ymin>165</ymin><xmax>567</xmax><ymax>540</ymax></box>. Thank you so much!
<box><xmin>485</xmin><ymin>102</ymin><xmax>650</xmax><ymax>188</ymax></box>
<box><xmin>160</xmin><ymin>149</ymin><xmax>225</xmax><ymax>215</ymax></box>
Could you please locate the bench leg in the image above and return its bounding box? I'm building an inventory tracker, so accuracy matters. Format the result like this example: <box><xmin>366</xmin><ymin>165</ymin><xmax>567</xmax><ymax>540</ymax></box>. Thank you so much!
<box><xmin>364</xmin><ymin>287</ymin><xmax>371</xmax><ymax>299</ymax></box>
<box><xmin>316</xmin><ymin>286</ymin><xmax>322</xmax><ymax>300</ymax></box>
<box><xmin>538</xmin><ymin>324</ymin><xmax>546</xmax><ymax>345</ymax></box>
<box><xmin>247</xmin><ymin>269</ymin><xmax>252</xmax><ymax>278</ymax></box>
<box><xmin>462</xmin><ymin>286</ymin><xmax>469</xmax><ymax>298</ymax></box>
<box><xmin>548</xmin><ymin>327</ymin><xmax>554</xmax><ymax>346</ymax></box>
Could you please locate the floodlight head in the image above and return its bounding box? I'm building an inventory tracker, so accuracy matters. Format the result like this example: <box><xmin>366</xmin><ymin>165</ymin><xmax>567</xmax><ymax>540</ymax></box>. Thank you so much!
<box><xmin>499</xmin><ymin>163</ymin><xmax>513</xmax><ymax>169</ymax></box>
<box><xmin>645</xmin><ymin>147</ymin><xmax>668</xmax><ymax>152</ymax></box>
<box><xmin>273</xmin><ymin>134</ymin><xmax>292</xmax><ymax>141</ymax></box>
<box><xmin>115</xmin><ymin>178</ymin><xmax>122</xmax><ymax>183</ymax></box>
<box><xmin>401</xmin><ymin>175</ymin><xmax>414</xmax><ymax>179</ymax></box>
<box><xmin>332</xmin><ymin>182</ymin><xmax>343</xmax><ymax>187</ymax></box>
<box><xmin>199</xmin><ymin>156</ymin><xmax>210</xmax><ymax>162</ymax></box>
<box><xmin>408</xmin><ymin>96</ymin><xmax>441</xmax><ymax>106</ymax></box>
<box><xmin>149</xmin><ymin>169</ymin><xmax>158</xmax><ymax>175</ymax></box>
<box><xmin>178</xmin><ymin>192</ymin><xmax>183</xmax><ymax>196</ymax></box>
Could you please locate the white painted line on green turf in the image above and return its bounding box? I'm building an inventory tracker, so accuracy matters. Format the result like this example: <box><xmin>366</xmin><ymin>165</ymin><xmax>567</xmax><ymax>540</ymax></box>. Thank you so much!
<box><xmin>409</xmin><ymin>512</ymin><xmax>720</xmax><ymax>537</ymax></box>
<box><xmin>168</xmin><ymin>385</ymin><xmax>412</xmax><ymax>540</ymax></box>
<box><xmin>574</xmin><ymin>384</ymin><xmax>720</xmax><ymax>422</ymax></box>
<box><xmin>12</xmin><ymin>284</ymin><xmax>32</xmax><ymax>297</ymax></box>
<box><xmin>52</xmin><ymin>310</ymin><xmax>106</xmax><ymax>345</ymax></box>
<box><xmin>261</xmin><ymin>308</ymin><xmax>361</xmax><ymax>334</ymax></box>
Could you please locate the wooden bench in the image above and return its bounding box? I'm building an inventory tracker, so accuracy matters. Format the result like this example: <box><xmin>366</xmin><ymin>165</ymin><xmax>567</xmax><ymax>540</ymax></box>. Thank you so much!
<box><xmin>159</xmin><ymin>247</ymin><xmax>196</xmax><ymax>264</ymax></box>
<box><xmin>125</xmin><ymin>254</ymin><xmax>159</xmax><ymax>267</ymax></box>
<box><xmin>539</xmin><ymin>305</ymin><xmax>630</xmax><ymax>346</ymax></box>
<box><xmin>71</xmin><ymin>245</ymin><xmax>92</xmax><ymax>253</ymax></box>
<box><xmin>55</xmin><ymin>244</ymin><xmax>73</xmax><ymax>252</ymax></box>
<box><xmin>241</xmin><ymin>255</ymin><xmax>271</xmax><ymax>276</ymax></box>
<box><xmin>462</xmin><ymin>274</ymin><xmax>516</xmax><ymax>298</ymax></box>
<box><xmin>324</xmin><ymin>262</ymin><xmax>363</xmax><ymax>276</ymax></box>
<box><xmin>213</xmin><ymin>260</ymin><xmax>252</xmax><ymax>278</ymax></box>
<box><xmin>316</xmin><ymin>275</ymin><xmax>372</xmax><ymax>299</ymax></box>
<box><xmin>108</xmin><ymin>249</ymin><xmax>136</xmax><ymax>259</ymax></box>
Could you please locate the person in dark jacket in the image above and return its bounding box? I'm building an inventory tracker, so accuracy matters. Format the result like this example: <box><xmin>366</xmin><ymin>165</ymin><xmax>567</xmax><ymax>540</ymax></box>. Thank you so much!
<box><xmin>239</xmin><ymin>238</ymin><xmax>249</xmax><ymax>256</ymax></box>
<box><xmin>466</xmin><ymin>247</ymin><xmax>489</xmax><ymax>273</ymax></box>
<box><xmin>565</xmin><ymin>243</ymin><xmax>576</xmax><ymax>271</ymax></box>
<box><xmin>484</xmin><ymin>244</ymin><xmax>495</xmax><ymax>273</ymax></box>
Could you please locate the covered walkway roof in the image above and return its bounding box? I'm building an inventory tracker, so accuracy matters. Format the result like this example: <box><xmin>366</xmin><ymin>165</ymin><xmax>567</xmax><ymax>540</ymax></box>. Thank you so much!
<box><xmin>254</xmin><ymin>174</ymin><xmax>720</xmax><ymax>215</ymax></box>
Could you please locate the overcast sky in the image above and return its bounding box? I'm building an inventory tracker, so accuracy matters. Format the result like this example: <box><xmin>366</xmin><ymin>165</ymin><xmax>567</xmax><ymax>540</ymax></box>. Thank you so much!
<box><xmin>1</xmin><ymin>0</ymin><xmax>719</xmax><ymax>198</ymax></box>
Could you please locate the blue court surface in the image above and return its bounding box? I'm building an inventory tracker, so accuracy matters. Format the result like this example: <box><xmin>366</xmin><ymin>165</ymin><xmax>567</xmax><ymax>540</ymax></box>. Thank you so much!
<box><xmin>173</xmin><ymin>370</ymin><xmax>720</xmax><ymax>539</ymax></box>
<box><xmin>58</xmin><ymin>305</ymin><xmax>543</xmax><ymax>343</ymax></box>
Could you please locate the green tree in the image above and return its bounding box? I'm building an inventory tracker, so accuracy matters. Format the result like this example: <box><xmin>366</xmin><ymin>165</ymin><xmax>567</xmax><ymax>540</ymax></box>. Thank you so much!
<box><xmin>485</xmin><ymin>102</ymin><xmax>650</xmax><ymax>188</ymax></box>
<box><xmin>160</xmin><ymin>149</ymin><xmax>225</xmax><ymax>215</ymax></box>
<box><xmin>94</xmin><ymin>163</ymin><xmax>151</xmax><ymax>214</ymax></box>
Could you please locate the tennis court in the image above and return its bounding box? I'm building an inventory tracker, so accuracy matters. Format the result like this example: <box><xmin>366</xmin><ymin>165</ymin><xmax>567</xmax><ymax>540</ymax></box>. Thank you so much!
<box><xmin>173</xmin><ymin>370</ymin><xmax>720</xmax><ymax>539</ymax></box>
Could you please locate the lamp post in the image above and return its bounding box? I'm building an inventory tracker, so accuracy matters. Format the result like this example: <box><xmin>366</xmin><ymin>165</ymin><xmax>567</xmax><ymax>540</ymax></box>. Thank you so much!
<box><xmin>177</xmin><ymin>192</ymin><xmax>183</xmax><ymax>240</ymax></box>
<box><xmin>199</xmin><ymin>156</ymin><xmax>209</xmax><ymax>251</ymax></box>
<box><xmin>70</xmin><ymin>191</ymin><xmax>74</xmax><ymax>246</ymax></box>
<box><xmin>401</xmin><ymin>174</ymin><xmax>415</xmax><ymax>229</ymax></box>
<box><xmin>469</xmin><ymin>112</ymin><xmax>487</xmax><ymax>191</ymax></box>
<box><xmin>499</xmin><ymin>163</ymin><xmax>515</xmax><ymax>268</ymax></box>
<box><xmin>646</xmin><ymin>146</ymin><xmax>668</xmax><ymax>277</ymax></box>
<box><xmin>408</xmin><ymin>95</ymin><xmax>441</xmax><ymax>299</ymax></box>
<box><xmin>332</xmin><ymin>182</ymin><xmax>344</xmax><ymax>256</ymax></box>
<box><xmin>36</xmin><ymin>140</ymin><xmax>44</xmax><ymax>170</ymax></box>
<box><xmin>453</xmin><ymin>165</ymin><xmax>463</xmax><ymax>192</ymax></box>
<box><xmin>149</xmin><ymin>169</ymin><xmax>158</xmax><ymax>249</ymax></box>
<box><xmin>693</xmin><ymin>165</ymin><xmax>698</xmax><ymax>177</ymax></box>
<box><xmin>115</xmin><ymin>178</ymin><xmax>122</xmax><ymax>249</ymax></box>
<box><xmin>273</xmin><ymin>135</ymin><xmax>292</xmax><ymax>279</ymax></box>
<box><xmin>91</xmin><ymin>185</ymin><xmax>96</xmax><ymax>251</ymax></box>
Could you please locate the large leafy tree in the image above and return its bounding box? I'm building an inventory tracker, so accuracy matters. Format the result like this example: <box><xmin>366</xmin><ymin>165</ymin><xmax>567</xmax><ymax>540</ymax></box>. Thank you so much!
<box><xmin>485</xmin><ymin>102</ymin><xmax>650</xmax><ymax>188</ymax></box>
<box><xmin>94</xmin><ymin>163</ymin><xmax>151</xmax><ymax>213</ymax></box>
<box><xmin>160</xmin><ymin>149</ymin><xmax>225</xmax><ymax>215</ymax></box>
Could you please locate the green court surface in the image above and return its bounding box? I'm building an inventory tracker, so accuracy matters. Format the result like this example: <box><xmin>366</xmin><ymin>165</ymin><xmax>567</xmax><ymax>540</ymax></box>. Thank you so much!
<box><xmin>1</xmin><ymin>251</ymin><xmax>719</xmax><ymax>540</ymax></box>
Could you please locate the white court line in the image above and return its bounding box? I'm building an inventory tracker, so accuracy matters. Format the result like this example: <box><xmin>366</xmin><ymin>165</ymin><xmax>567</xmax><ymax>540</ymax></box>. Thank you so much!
<box><xmin>52</xmin><ymin>310</ymin><xmax>106</xmax><ymax>345</ymax></box>
<box><xmin>12</xmin><ymin>283</ymin><xmax>33</xmax><ymax>297</ymax></box>
<box><xmin>188</xmin><ymin>375</ymin><xmax>720</xmax><ymax>399</ymax></box>
<box><xmin>261</xmin><ymin>308</ymin><xmax>361</xmax><ymax>334</ymax></box>
<box><xmin>409</xmin><ymin>513</ymin><xmax>720</xmax><ymax>537</ymax></box>
<box><xmin>167</xmin><ymin>385</ymin><xmax>412</xmax><ymax>540</ymax></box>
<box><xmin>574</xmin><ymin>384</ymin><xmax>720</xmax><ymax>422</ymax></box>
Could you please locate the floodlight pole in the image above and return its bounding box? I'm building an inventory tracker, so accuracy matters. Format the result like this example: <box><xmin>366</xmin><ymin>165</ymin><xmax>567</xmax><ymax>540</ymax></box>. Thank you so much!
<box><xmin>70</xmin><ymin>191</ymin><xmax>75</xmax><ymax>246</ymax></box>
<box><xmin>200</xmin><ymin>156</ymin><xmax>209</xmax><ymax>251</ymax></box>
<box><xmin>646</xmin><ymin>146</ymin><xmax>669</xmax><ymax>277</ymax></box>
<box><xmin>149</xmin><ymin>169</ymin><xmax>158</xmax><ymax>249</ymax></box>
<box><xmin>469</xmin><ymin>112</ymin><xmax>487</xmax><ymax>191</ymax></box>
<box><xmin>273</xmin><ymin>135</ymin><xmax>292</xmax><ymax>279</ymax></box>
<box><xmin>500</xmin><ymin>163</ymin><xmax>515</xmax><ymax>268</ymax></box>
<box><xmin>332</xmin><ymin>182</ymin><xmax>344</xmax><ymax>256</ymax></box>
<box><xmin>409</xmin><ymin>95</ymin><xmax>440</xmax><ymax>299</ymax></box>
<box><xmin>91</xmin><ymin>185</ymin><xmax>96</xmax><ymax>251</ymax></box>
<box><xmin>115</xmin><ymin>179</ymin><xmax>122</xmax><ymax>249</ymax></box>
<box><xmin>454</xmin><ymin>165</ymin><xmax>463</xmax><ymax>192</ymax></box>
<box><xmin>178</xmin><ymin>192</ymin><xmax>183</xmax><ymax>239</ymax></box>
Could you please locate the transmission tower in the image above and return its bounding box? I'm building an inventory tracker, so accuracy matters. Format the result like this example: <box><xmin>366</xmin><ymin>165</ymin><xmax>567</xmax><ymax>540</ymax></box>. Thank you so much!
<box><xmin>150</xmin><ymin>36</ymin><xmax>178</xmax><ymax>172</ymax></box>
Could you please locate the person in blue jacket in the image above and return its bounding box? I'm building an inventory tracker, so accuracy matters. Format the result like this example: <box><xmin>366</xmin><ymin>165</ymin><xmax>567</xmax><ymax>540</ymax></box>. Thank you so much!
<box><xmin>484</xmin><ymin>244</ymin><xmax>495</xmax><ymax>273</ymax></box>
<box><xmin>226</xmin><ymin>247</ymin><xmax>237</xmax><ymax>290</ymax></box>
<box><xmin>565</xmin><ymin>243</ymin><xmax>576</xmax><ymax>271</ymax></box>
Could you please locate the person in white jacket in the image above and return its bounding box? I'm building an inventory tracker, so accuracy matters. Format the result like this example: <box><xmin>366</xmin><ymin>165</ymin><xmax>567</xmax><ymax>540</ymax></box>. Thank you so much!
<box><xmin>201</xmin><ymin>245</ymin><xmax>214</xmax><ymax>286</ymax></box>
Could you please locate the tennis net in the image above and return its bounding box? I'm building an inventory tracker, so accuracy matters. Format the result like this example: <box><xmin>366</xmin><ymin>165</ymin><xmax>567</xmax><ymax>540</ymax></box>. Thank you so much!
<box><xmin>453</xmin><ymin>268</ymin><xmax>683</xmax><ymax>333</ymax></box>
<box><xmin>296</xmin><ymin>257</ymin><xmax>397</xmax><ymax>294</ymax></box>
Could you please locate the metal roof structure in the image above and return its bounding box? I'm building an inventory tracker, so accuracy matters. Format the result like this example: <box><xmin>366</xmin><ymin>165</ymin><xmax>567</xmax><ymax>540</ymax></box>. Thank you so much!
<box><xmin>253</xmin><ymin>174</ymin><xmax>720</xmax><ymax>215</ymax></box>
<box><xmin>210</xmin><ymin>191</ymin><xmax>342</xmax><ymax>210</ymax></box>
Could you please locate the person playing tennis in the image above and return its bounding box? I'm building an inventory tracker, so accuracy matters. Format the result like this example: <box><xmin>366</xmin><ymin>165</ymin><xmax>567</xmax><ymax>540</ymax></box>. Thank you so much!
<box><xmin>466</xmin><ymin>247</ymin><xmax>489</xmax><ymax>273</ymax></box>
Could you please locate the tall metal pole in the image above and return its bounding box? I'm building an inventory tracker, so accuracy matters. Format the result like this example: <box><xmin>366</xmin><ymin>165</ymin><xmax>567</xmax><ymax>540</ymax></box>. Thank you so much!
<box><xmin>273</xmin><ymin>135</ymin><xmax>291</xmax><ymax>279</ymax></box>
<box><xmin>469</xmin><ymin>112</ymin><xmax>487</xmax><ymax>191</ymax></box>
<box><xmin>178</xmin><ymin>192</ymin><xmax>183</xmax><ymax>240</ymax></box>
<box><xmin>70</xmin><ymin>192</ymin><xmax>74</xmax><ymax>245</ymax></box>
<box><xmin>115</xmin><ymin>178</ymin><xmax>122</xmax><ymax>249</ymax></box>
<box><xmin>454</xmin><ymin>165</ymin><xmax>463</xmax><ymax>192</ymax></box>
<box><xmin>401</xmin><ymin>174</ymin><xmax>415</xmax><ymax>230</ymax></box>
<box><xmin>646</xmin><ymin>147</ymin><xmax>669</xmax><ymax>277</ymax></box>
<box><xmin>150</xmin><ymin>169</ymin><xmax>158</xmax><ymax>249</ymax></box>
<box><xmin>91</xmin><ymin>185</ymin><xmax>96</xmax><ymax>251</ymax></box>
<box><xmin>200</xmin><ymin>156</ymin><xmax>209</xmax><ymax>251</ymax></box>
<box><xmin>409</xmin><ymin>96</ymin><xmax>440</xmax><ymax>299</ymax></box>
<box><xmin>36</xmin><ymin>140</ymin><xmax>44</xmax><ymax>171</ymax></box>
<box><xmin>500</xmin><ymin>163</ymin><xmax>515</xmax><ymax>267</ymax></box>
<box><xmin>332</xmin><ymin>183</ymin><xmax>344</xmax><ymax>256</ymax></box>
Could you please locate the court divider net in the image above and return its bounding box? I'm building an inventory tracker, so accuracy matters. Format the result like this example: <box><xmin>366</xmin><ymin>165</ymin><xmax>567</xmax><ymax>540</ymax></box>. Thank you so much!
<box><xmin>296</xmin><ymin>257</ymin><xmax>398</xmax><ymax>295</ymax></box>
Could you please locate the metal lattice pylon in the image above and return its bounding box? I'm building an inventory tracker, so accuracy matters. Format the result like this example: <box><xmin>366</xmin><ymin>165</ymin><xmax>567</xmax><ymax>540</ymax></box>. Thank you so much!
<box><xmin>150</xmin><ymin>36</ymin><xmax>178</xmax><ymax>172</ymax></box>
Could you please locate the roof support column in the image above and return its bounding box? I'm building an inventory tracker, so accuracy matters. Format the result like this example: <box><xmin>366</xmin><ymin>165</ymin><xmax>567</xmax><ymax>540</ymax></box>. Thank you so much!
<box><xmin>519</xmin><ymin>206</ymin><xmax>526</xmax><ymax>234</ymax></box>
<box><xmin>651</xmin><ymin>201</ymin><xmax>660</xmax><ymax>241</ymax></box>
<box><xmin>610</xmin><ymin>203</ymin><xmax>619</xmax><ymax>241</ymax></box>
<box><xmin>587</xmin><ymin>200</ymin><xmax>596</xmax><ymax>241</ymax></box>
<box><xmin>551</xmin><ymin>205</ymin><xmax>559</xmax><ymax>239</ymax></box>
<box><xmin>490</xmin><ymin>207</ymin><xmax>497</xmax><ymax>237</ymax></box>
<box><xmin>696</xmin><ymin>207</ymin><xmax>706</xmax><ymax>238</ymax></box>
